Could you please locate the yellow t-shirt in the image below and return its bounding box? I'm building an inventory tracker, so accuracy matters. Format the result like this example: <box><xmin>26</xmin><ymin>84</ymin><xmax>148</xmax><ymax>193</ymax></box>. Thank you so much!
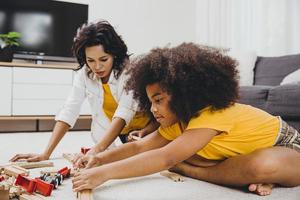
<box><xmin>158</xmin><ymin>103</ymin><xmax>280</xmax><ymax>160</ymax></box>
<box><xmin>102</xmin><ymin>84</ymin><xmax>150</xmax><ymax>135</ymax></box>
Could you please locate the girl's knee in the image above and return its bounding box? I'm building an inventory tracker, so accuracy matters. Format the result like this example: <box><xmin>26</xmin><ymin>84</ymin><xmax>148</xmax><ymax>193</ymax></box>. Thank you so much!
<box><xmin>246</xmin><ymin>149</ymin><xmax>279</xmax><ymax>179</ymax></box>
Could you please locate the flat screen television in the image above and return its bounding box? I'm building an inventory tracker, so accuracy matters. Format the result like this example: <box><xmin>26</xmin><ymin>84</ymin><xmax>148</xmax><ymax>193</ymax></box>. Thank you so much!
<box><xmin>0</xmin><ymin>0</ymin><xmax>88</xmax><ymax>62</ymax></box>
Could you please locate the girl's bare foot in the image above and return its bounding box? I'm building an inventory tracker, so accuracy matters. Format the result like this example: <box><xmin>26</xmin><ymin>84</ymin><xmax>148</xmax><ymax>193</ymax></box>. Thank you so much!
<box><xmin>248</xmin><ymin>183</ymin><xmax>274</xmax><ymax>196</ymax></box>
<box><xmin>171</xmin><ymin>162</ymin><xmax>275</xmax><ymax>196</ymax></box>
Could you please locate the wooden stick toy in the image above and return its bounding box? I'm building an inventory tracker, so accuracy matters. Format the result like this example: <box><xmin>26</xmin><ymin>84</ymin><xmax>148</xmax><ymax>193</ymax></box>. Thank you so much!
<box><xmin>160</xmin><ymin>170</ymin><xmax>185</xmax><ymax>182</ymax></box>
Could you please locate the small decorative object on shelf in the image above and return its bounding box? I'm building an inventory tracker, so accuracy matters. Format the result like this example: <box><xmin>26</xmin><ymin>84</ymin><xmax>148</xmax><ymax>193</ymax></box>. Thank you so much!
<box><xmin>0</xmin><ymin>31</ymin><xmax>21</xmax><ymax>62</ymax></box>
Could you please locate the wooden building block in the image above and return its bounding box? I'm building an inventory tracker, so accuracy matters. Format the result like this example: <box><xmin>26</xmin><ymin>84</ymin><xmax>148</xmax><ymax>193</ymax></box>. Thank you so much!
<box><xmin>77</xmin><ymin>189</ymin><xmax>94</xmax><ymax>200</ymax></box>
<box><xmin>19</xmin><ymin>193</ymin><xmax>46</xmax><ymax>200</ymax></box>
<box><xmin>3</xmin><ymin>165</ymin><xmax>29</xmax><ymax>177</ymax></box>
<box><xmin>9</xmin><ymin>185</ymin><xmax>24</xmax><ymax>198</ymax></box>
<box><xmin>15</xmin><ymin>161</ymin><xmax>54</xmax><ymax>169</ymax></box>
<box><xmin>0</xmin><ymin>161</ymin><xmax>53</xmax><ymax>170</ymax></box>
<box><xmin>63</xmin><ymin>153</ymin><xmax>76</xmax><ymax>163</ymax></box>
<box><xmin>160</xmin><ymin>170</ymin><xmax>184</xmax><ymax>182</ymax></box>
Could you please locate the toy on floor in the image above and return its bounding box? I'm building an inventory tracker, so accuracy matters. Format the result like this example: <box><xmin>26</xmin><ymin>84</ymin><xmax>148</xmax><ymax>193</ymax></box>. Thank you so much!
<box><xmin>62</xmin><ymin>149</ymin><xmax>94</xmax><ymax>200</ymax></box>
<box><xmin>0</xmin><ymin>161</ymin><xmax>57</xmax><ymax>199</ymax></box>
<box><xmin>39</xmin><ymin>166</ymin><xmax>71</xmax><ymax>189</ymax></box>
<box><xmin>15</xmin><ymin>174</ymin><xmax>53</xmax><ymax>196</ymax></box>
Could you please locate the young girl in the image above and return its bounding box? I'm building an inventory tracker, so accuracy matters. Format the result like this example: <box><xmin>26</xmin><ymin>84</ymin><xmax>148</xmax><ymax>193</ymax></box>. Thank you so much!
<box><xmin>10</xmin><ymin>20</ymin><xmax>157</xmax><ymax>164</ymax></box>
<box><xmin>72</xmin><ymin>43</ymin><xmax>300</xmax><ymax>196</ymax></box>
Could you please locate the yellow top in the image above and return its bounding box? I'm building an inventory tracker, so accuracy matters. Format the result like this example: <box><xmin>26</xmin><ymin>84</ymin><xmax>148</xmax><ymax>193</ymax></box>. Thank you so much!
<box><xmin>102</xmin><ymin>84</ymin><xmax>150</xmax><ymax>135</ymax></box>
<box><xmin>158</xmin><ymin>103</ymin><xmax>280</xmax><ymax>160</ymax></box>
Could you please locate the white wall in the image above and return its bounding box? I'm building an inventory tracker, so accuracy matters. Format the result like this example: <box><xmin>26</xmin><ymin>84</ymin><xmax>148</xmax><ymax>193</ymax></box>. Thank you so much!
<box><xmin>196</xmin><ymin>0</ymin><xmax>300</xmax><ymax>56</ymax></box>
<box><xmin>56</xmin><ymin>0</ymin><xmax>196</xmax><ymax>55</ymax></box>
<box><xmin>56</xmin><ymin>0</ymin><xmax>300</xmax><ymax>56</ymax></box>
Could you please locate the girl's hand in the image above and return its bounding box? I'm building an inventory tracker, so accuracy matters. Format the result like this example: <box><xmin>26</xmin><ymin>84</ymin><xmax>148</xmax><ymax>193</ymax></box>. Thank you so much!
<box><xmin>72</xmin><ymin>167</ymin><xmax>107</xmax><ymax>191</ymax></box>
<box><xmin>75</xmin><ymin>154</ymin><xmax>101</xmax><ymax>169</ymax></box>
<box><xmin>10</xmin><ymin>153</ymin><xmax>49</xmax><ymax>162</ymax></box>
<box><xmin>127</xmin><ymin>129</ymin><xmax>146</xmax><ymax>142</ymax></box>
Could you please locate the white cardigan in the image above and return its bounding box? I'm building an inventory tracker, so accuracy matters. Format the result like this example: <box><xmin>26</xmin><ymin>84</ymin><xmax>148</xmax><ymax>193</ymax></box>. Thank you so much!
<box><xmin>55</xmin><ymin>66</ymin><xmax>138</xmax><ymax>144</ymax></box>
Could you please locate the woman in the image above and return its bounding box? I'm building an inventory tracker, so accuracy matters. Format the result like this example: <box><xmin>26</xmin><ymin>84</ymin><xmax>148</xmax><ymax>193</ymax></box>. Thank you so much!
<box><xmin>10</xmin><ymin>20</ymin><xmax>157</xmax><ymax>164</ymax></box>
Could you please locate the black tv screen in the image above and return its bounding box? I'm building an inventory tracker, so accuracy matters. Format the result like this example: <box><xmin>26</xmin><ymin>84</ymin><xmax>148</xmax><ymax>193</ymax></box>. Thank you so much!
<box><xmin>0</xmin><ymin>0</ymin><xmax>88</xmax><ymax>60</ymax></box>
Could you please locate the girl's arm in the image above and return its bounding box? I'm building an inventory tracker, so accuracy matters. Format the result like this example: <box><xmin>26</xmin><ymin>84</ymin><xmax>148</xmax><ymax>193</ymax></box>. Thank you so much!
<box><xmin>94</xmin><ymin>130</ymin><xmax>169</xmax><ymax>165</ymax></box>
<box><xmin>73</xmin><ymin>128</ymin><xmax>218</xmax><ymax>191</ymax></box>
<box><xmin>76</xmin><ymin>130</ymin><xmax>169</xmax><ymax>168</ymax></box>
<box><xmin>74</xmin><ymin>119</ymin><xmax>159</xmax><ymax>168</ymax></box>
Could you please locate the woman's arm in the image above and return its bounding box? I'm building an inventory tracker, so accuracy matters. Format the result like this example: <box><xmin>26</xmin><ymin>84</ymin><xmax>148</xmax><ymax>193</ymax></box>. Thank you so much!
<box><xmin>11</xmin><ymin>69</ymin><xmax>87</xmax><ymax>162</ymax></box>
<box><xmin>10</xmin><ymin>121</ymin><xmax>70</xmax><ymax>162</ymax></box>
<box><xmin>128</xmin><ymin>120</ymin><xmax>160</xmax><ymax>141</ymax></box>
<box><xmin>73</xmin><ymin>117</ymin><xmax>126</xmax><ymax>167</ymax></box>
<box><xmin>73</xmin><ymin>128</ymin><xmax>218</xmax><ymax>191</ymax></box>
<box><xmin>93</xmin><ymin>117</ymin><xmax>126</xmax><ymax>153</ymax></box>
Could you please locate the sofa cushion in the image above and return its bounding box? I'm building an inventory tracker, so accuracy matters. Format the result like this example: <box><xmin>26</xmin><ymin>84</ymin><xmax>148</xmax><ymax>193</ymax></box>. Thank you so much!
<box><xmin>280</xmin><ymin>69</ymin><xmax>300</xmax><ymax>85</ymax></box>
<box><xmin>266</xmin><ymin>84</ymin><xmax>300</xmax><ymax>119</ymax></box>
<box><xmin>238</xmin><ymin>86</ymin><xmax>273</xmax><ymax>110</ymax></box>
<box><xmin>254</xmin><ymin>53</ymin><xmax>300</xmax><ymax>86</ymax></box>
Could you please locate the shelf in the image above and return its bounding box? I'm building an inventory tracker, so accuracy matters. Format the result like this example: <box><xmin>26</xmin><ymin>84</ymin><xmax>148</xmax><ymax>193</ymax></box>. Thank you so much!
<box><xmin>0</xmin><ymin>61</ymin><xmax>78</xmax><ymax>70</ymax></box>
<box><xmin>0</xmin><ymin>115</ymin><xmax>91</xmax><ymax>120</ymax></box>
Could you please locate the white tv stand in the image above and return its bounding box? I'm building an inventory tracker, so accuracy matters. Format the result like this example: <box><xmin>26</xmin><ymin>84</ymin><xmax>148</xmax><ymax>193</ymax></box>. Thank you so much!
<box><xmin>0</xmin><ymin>61</ymin><xmax>91</xmax><ymax>132</ymax></box>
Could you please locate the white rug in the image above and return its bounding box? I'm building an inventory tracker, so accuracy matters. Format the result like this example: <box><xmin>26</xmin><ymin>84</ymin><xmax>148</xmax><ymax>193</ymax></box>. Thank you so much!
<box><xmin>1</xmin><ymin>131</ymin><xmax>299</xmax><ymax>200</ymax></box>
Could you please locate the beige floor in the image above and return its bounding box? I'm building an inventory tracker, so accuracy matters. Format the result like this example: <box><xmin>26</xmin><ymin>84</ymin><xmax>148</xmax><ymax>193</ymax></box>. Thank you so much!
<box><xmin>1</xmin><ymin>131</ymin><xmax>300</xmax><ymax>200</ymax></box>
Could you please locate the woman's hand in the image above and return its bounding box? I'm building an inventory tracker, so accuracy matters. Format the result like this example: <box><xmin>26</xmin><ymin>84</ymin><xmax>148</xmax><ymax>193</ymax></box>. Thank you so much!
<box><xmin>72</xmin><ymin>153</ymin><xmax>85</xmax><ymax>168</ymax></box>
<box><xmin>72</xmin><ymin>167</ymin><xmax>108</xmax><ymax>191</ymax></box>
<box><xmin>72</xmin><ymin>147</ymin><xmax>98</xmax><ymax>168</ymax></box>
<box><xmin>10</xmin><ymin>153</ymin><xmax>49</xmax><ymax>162</ymax></box>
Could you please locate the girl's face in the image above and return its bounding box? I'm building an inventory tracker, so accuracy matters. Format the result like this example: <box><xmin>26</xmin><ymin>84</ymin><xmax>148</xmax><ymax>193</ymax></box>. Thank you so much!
<box><xmin>85</xmin><ymin>45</ymin><xmax>114</xmax><ymax>83</ymax></box>
<box><xmin>146</xmin><ymin>83</ymin><xmax>178</xmax><ymax>127</ymax></box>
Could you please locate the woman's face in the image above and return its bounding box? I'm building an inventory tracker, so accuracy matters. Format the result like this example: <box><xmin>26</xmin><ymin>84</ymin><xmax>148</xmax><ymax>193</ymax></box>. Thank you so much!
<box><xmin>146</xmin><ymin>83</ymin><xmax>178</xmax><ymax>127</ymax></box>
<box><xmin>85</xmin><ymin>45</ymin><xmax>114</xmax><ymax>83</ymax></box>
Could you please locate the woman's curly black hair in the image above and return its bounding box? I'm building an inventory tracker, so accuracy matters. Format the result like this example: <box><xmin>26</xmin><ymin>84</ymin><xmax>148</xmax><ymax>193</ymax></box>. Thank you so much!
<box><xmin>72</xmin><ymin>20</ymin><xmax>129</xmax><ymax>79</ymax></box>
<box><xmin>125</xmin><ymin>43</ymin><xmax>239</xmax><ymax>123</ymax></box>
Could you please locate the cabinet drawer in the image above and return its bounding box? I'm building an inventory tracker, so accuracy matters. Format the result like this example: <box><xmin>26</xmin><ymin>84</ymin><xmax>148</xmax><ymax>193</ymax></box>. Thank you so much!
<box><xmin>13</xmin><ymin>67</ymin><xmax>73</xmax><ymax>84</ymax></box>
<box><xmin>13</xmin><ymin>100</ymin><xmax>65</xmax><ymax>115</ymax></box>
<box><xmin>13</xmin><ymin>84</ymin><xmax>72</xmax><ymax>99</ymax></box>
<box><xmin>0</xmin><ymin>67</ymin><xmax>12</xmax><ymax>115</ymax></box>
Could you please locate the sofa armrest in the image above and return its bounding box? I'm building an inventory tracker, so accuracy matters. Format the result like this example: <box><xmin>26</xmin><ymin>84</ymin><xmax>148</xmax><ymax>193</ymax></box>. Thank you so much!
<box><xmin>238</xmin><ymin>85</ymin><xmax>273</xmax><ymax>110</ymax></box>
<box><xmin>266</xmin><ymin>84</ymin><xmax>300</xmax><ymax>119</ymax></box>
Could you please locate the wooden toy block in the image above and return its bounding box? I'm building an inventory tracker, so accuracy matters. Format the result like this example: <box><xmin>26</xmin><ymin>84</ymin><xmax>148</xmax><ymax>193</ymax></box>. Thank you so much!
<box><xmin>63</xmin><ymin>153</ymin><xmax>76</xmax><ymax>163</ymax></box>
<box><xmin>77</xmin><ymin>189</ymin><xmax>94</xmax><ymax>200</ymax></box>
<box><xmin>160</xmin><ymin>170</ymin><xmax>184</xmax><ymax>182</ymax></box>
<box><xmin>15</xmin><ymin>161</ymin><xmax>54</xmax><ymax>169</ymax></box>
<box><xmin>0</xmin><ymin>161</ymin><xmax>53</xmax><ymax>170</ymax></box>
<box><xmin>9</xmin><ymin>185</ymin><xmax>23</xmax><ymax>198</ymax></box>
<box><xmin>19</xmin><ymin>193</ymin><xmax>46</xmax><ymax>200</ymax></box>
<box><xmin>3</xmin><ymin>165</ymin><xmax>29</xmax><ymax>177</ymax></box>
